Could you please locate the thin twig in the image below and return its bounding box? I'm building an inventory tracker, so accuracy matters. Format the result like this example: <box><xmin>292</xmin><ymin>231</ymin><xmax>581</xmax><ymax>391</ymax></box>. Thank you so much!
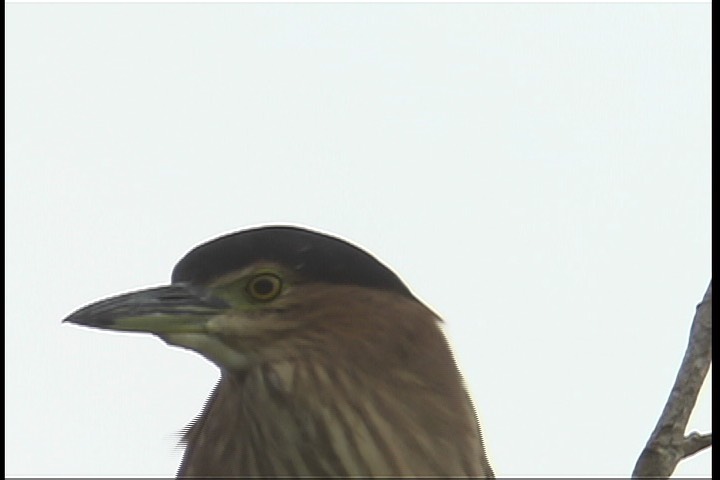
<box><xmin>632</xmin><ymin>281</ymin><xmax>712</xmax><ymax>478</ymax></box>
<box><xmin>682</xmin><ymin>432</ymin><xmax>712</xmax><ymax>458</ymax></box>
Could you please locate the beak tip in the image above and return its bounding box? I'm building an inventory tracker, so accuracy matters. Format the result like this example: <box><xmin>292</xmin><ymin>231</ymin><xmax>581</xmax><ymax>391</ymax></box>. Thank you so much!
<box><xmin>62</xmin><ymin>310</ymin><xmax>109</xmax><ymax>328</ymax></box>
<box><xmin>62</xmin><ymin>316</ymin><xmax>83</xmax><ymax>327</ymax></box>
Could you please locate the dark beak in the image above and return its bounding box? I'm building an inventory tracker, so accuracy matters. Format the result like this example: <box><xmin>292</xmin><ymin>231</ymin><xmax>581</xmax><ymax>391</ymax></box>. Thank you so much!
<box><xmin>63</xmin><ymin>283</ymin><xmax>231</xmax><ymax>335</ymax></box>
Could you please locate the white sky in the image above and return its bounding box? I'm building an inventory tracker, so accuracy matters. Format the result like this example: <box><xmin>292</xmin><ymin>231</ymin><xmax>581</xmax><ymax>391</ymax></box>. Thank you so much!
<box><xmin>5</xmin><ymin>3</ymin><xmax>711</xmax><ymax>477</ymax></box>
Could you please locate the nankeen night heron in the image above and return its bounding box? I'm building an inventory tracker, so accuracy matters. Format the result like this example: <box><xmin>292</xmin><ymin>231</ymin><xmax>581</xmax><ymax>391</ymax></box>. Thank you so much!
<box><xmin>64</xmin><ymin>226</ymin><xmax>495</xmax><ymax>477</ymax></box>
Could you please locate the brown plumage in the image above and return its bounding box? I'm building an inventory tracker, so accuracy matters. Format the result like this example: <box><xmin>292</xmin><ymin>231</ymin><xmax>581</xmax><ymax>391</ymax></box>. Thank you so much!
<box><xmin>64</xmin><ymin>226</ymin><xmax>494</xmax><ymax>477</ymax></box>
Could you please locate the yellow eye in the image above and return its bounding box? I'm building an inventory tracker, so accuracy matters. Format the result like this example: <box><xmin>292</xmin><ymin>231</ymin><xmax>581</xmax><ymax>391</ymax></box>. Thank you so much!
<box><xmin>246</xmin><ymin>273</ymin><xmax>283</xmax><ymax>301</ymax></box>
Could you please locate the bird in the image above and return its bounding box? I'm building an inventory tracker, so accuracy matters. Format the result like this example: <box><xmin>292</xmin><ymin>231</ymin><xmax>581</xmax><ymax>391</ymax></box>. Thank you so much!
<box><xmin>64</xmin><ymin>225</ymin><xmax>495</xmax><ymax>477</ymax></box>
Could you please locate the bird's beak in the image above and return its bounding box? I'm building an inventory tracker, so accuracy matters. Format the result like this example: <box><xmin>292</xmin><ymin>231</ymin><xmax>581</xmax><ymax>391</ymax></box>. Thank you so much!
<box><xmin>62</xmin><ymin>283</ymin><xmax>231</xmax><ymax>335</ymax></box>
<box><xmin>64</xmin><ymin>283</ymin><xmax>253</xmax><ymax>370</ymax></box>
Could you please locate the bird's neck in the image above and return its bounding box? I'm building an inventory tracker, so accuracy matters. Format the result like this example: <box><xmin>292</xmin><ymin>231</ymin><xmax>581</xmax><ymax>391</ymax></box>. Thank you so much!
<box><xmin>178</xmin><ymin>358</ymin><xmax>490</xmax><ymax>477</ymax></box>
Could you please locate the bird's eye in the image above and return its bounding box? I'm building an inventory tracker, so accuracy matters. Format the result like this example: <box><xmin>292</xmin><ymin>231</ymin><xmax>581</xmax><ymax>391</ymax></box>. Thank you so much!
<box><xmin>246</xmin><ymin>273</ymin><xmax>283</xmax><ymax>301</ymax></box>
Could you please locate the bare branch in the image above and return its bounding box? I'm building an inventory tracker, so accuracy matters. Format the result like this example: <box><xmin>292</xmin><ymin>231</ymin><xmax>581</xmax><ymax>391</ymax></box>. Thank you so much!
<box><xmin>632</xmin><ymin>280</ymin><xmax>712</xmax><ymax>478</ymax></box>
<box><xmin>682</xmin><ymin>432</ymin><xmax>712</xmax><ymax>459</ymax></box>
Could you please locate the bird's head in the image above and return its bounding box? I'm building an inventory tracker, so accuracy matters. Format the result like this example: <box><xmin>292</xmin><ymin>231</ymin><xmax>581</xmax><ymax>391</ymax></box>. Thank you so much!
<box><xmin>64</xmin><ymin>226</ymin><xmax>494</xmax><ymax>477</ymax></box>
<box><xmin>63</xmin><ymin>226</ymin><xmax>428</xmax><ymax>375</ymax></box>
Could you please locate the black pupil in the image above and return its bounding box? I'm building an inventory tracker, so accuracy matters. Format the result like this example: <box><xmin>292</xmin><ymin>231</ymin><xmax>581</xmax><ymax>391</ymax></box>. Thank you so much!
<box><xmin>253</xmin><ymin>277</ymin><xmax>276</xmax><ymax>296</ymax></box>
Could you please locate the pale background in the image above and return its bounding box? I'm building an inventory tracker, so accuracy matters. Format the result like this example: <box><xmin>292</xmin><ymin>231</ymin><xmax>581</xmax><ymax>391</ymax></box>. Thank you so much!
<box><xmin>5</xmin><ymin>4</ymin><xmax>711</xmax><ymax>477</ymax></box>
